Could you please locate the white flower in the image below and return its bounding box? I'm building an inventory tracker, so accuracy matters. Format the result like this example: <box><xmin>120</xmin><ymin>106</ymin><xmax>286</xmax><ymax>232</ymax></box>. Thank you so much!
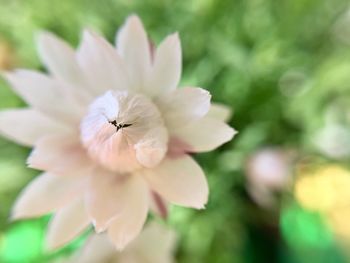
<box><xmin>0</xmin><ymin>15</ymin><xmax>236</xmax><ymax>250</ymax></box>
<box><xmin>59</xmin><ymin>222</ymin><xmax>177</xmax><ymax>263</ymax></box>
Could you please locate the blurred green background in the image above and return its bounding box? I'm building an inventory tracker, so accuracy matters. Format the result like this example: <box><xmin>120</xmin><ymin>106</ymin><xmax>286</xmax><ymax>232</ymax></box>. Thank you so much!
<box><xmin>1</xmin><ymin>0</ymin><xmax>350</xmax><ymax>262</ymax></box>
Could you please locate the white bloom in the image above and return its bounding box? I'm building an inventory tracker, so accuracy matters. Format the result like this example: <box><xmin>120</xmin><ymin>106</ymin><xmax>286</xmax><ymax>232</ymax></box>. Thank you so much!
<box><xmin>0</xmin><ymin>15</ymin><xmax>236</xmax><ymax>250</ymax></box>
<box><xmin>59</xmin><ymin>222</ymin><xmax>177</xmax><ymax>263</ymax></box>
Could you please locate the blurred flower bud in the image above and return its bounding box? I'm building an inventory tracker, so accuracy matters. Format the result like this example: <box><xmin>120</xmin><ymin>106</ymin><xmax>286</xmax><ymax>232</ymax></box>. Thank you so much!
<box><xmin>246</xmin><ymin>148</ymin><xmax>294</xmax><ymax>208</ymax></box>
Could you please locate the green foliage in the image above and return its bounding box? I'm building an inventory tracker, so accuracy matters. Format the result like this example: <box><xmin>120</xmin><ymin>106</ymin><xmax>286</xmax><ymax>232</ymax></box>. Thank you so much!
<box><xmin>1</xmin><ymin>0</ymin><xmax>350</xmax><ymax>262</ymax></box>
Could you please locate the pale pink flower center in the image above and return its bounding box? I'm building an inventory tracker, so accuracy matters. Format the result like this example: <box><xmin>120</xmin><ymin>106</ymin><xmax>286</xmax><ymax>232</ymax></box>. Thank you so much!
<box><xmin>80</xmin><ymin>90</ymin><xmax>168</xmax><ymax>173</ymax></box>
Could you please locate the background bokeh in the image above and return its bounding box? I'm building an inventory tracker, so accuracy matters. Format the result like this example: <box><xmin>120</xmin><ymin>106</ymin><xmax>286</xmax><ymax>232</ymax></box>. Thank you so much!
<box><xmin>1</xmin><ymin>0</ymin><xmax>350</xmax><ymax>262</ymax></box>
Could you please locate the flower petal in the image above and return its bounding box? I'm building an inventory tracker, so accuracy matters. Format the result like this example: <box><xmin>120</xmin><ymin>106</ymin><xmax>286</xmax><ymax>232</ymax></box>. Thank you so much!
<box><xmin>149</xmin><ymin>191</ymin><xmax>169</xmax><ymax>219</ymax></box>
<box><xmin>12</xmin><ymin>173</ymin><xmax>85</xmax><ymax>220</ymax></box>
<box><xmin>73</xmin><ymin>234</ymin><xmax>115</xmax><ymax>263</ymax></box>
<box><xmin>156</xmin><ymin>87</ymin><xmax>211</xmax><ymax>130</ymax></box>
<box><xmin>121</xmin><ymin>222</ymin><xmax>177</xmax><ymax>263</ymax></box>
<box><xmin>37</xmin><ymin>31</ymin><xmax>93</xmax><ymax>105</ymax></box>
<box><xmin>37</xmin><ymin>32</ymin><xmax>83</xmax><ymax>85</ymax></box>
<box><xmin>142</xmin><ymin>155</ymin><xmax>208</xmax><ymax>209</ymax></box>
<box><xmin>27</xmin><ymin>133</ymin><xmax>92</xmax><ymax>176</ymax></box>
<box><xmin>0</xmin><ymin>109</ymin><xmax>68</xmax><ymax>147</ymax></box>
<box><xmin>172</xmin><ymin>117</ymin><xmax>236</xmax><ymax>152</ymax></box>
<box><xmin>146</xmin><ymin>33</ymin><xmax>181</xmax><ymax>96</ymax></box>
<box><xmin>3</xmin><ymin>70</ymin><xmax>80</xmax><ymax>124</ymax></box>
<box><xmin>46</xmin><ymin>198</ymin><xmax>90</xmax><ymax>250</ymax></box>
<box><xmin>76</xmin><ymin>30</ymin><xmax>129</xmax><ymax>96</ymax></box>
<box><xmin>85</xmin><ymin>171</ymin><xmax>148</xmax><ymax>234</ymax></box>
<box><xmin>116</xmin><ymin>15</ymin><xmax>151</xmax><ymax>92</ymax></box>
<box><xmin>135</xmin><ymin>126</ymin><xmax>168</xmax><ymax>168</ymax></box>
<box><xmin>107</xmin><ymin>174</ymin><xmax>149</xmax><ymax>250</ymax></box>
<box><xmin>207</xmin><ymin>103</ymin><xmax>232</xmax><ymax>122</ymax></box>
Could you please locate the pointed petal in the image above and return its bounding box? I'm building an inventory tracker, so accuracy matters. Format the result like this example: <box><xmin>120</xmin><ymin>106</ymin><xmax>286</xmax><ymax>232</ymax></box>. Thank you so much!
<box><xmin>85</xmin><ymin>170</ymin><xmax>124</xmax><ymax>232</ymax></box>
<box><xmin>76</xmin><ymin>30</ymin><xmax>129</xmax><ymax>96</ymax></box>
<box><xmin>85</xmin><ymin>171</ymin><xmax>148</xmax><ymax>233</ymax></box>
<box><xmin>142</xmin><ymin>155</ymin><xmax>208</xmax><ymax>209</ymax></box>
<box><xmin>12</xmin><ymin>173</ymin><xmax>86</xmax><ymax>219</ymax></box>
<box><xmin>172</xmin><ymin>117</ymin><xmax>236</xmax><ymax>152</ymax></box>
<box><xmin>27</xmin><ymin>133</ymin><xmax>92</xmax><ymax>175</ymax></box>
<box><xmin>116</xmin><ymin>15</ymin><xmax>151</xmax><ymax>91</ymax></box>
<box><xmin>156</xmin><ymin>87</ymin><xmax>211</xmax><ymax>130</ymax></box>
<box><xmin>37</xmin><ymin>31</ymin><xmax>83</xmax><ymax>85</ymax></box>
<box><xmin>46</xmin><ymin>198</ymin><xmax>90</xmax><ymax>250</ymax></box>
<box><xmin>146</xmin><ymin>33</ymin><xmax>181</xmax><ymax>96</ymax></box>
<box><xmin>3</xmin><ymin>70</ymin><xmax>80</xmax><ymax>123</ymax></box>
<box><xmin>0</xmin><ymin>109</ymin><xmax>68</xmax><ymax>147</ymax></box>
<box><xmin>37</xmin><ymin>31</ymin><xmax>93</xmax><ymax>105</ymax></box>
<box><xmin>207</xmin><ymin>103</ymin><xmax>232</xmax><ymax>122</ymax></box>
<box><xmin>107</xmin><ymin>174</ymin><xmax>149</xmax><ymax>250</ymax></box>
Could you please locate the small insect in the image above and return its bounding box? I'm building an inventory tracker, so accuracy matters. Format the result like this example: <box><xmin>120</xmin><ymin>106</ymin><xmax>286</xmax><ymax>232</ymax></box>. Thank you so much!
<box><xmin>109</xmin><ymin>120</ymin><xmax>132</xmax><ymax>132</ymax></box>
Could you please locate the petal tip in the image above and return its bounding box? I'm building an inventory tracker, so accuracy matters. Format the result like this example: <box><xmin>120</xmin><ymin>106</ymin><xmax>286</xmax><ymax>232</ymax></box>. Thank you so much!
<box><xmin>1</xmin><ymin>70</ymin><xmax>13</xmax><ymax>81</ymax></box>
<box><xmin>92</xmin><ymin>220</ymin><xmax>106</xmax><ymax>234</ymax></box>
<box><xmin>110</xmin><ymin>234</ymin><xmax>130</xmax><ymax>251</ymax></box>
<box><xmin>230</xmin><ymin>127</ymin><xmax>238</xmax><ymax>138</ymax></box>
<box><xmin>193</xmin><ymin>200</ymin><xmax>207</xmax><ymax>210</ymax></box>
<box><xmin>126</xmin><ymin>14</ymin><xmax>142</xmax><ymax>25</ymax></box>
<box><xmin>9</xmin><ymin>208</ymin><xmax>28</xmax><ymax>221</ymax></box>
<box><xmin>82</xmin><ymin>28</ymin><xmax>94</xmax><ymax>40</ymax></box>
<box><xmin>167</xmin><ymin>32</ymin><xmax>180</xmax><ymax>42</ymax></box>
<box><xmin>121</xmin><ymin>14</ymin><xmax>146</xmax><ymax>35</ymax></box>
<box><xmin>9</xmin><ymin>211</ymin><xmax>19</xmax><ymax>221</ymax></box>
<box><xmin>36</xmin><ymin>30</ymin><xmax>54</xmax><ymax>43</ymax></box>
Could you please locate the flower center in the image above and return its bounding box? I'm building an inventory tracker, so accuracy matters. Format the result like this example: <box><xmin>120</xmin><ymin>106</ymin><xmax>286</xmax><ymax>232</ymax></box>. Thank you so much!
<box><xmin>109</xmin><ymin>120</ymin><xmax>133</xmax><ymax>132</ymax></box>
<box><xmin>80</xmin><ymin>90</ymin><xmax>168</xmax><ymax>173</ymax></box>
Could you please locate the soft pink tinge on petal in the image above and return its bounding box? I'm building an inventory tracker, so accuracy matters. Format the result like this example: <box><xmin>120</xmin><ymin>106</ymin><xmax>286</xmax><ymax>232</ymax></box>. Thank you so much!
<box><xmin>167</xmin><ymin>136</ymin><xmax>193</xmax><ymax>158</ymax></box>
<box><xmin>80</xmin><ymin>90</ymin><xmax>168</xmax><ymax>173</ymax></box>
<box><xmin>172</xmin><ymin>117</ymin><xmax>237</xmax><ymax>153</ymax></box>
<box><xmin>142</xmin><ymin>155</ymin><xmax>208</xmax><ymax>209</ymax></box>
<box><xmin>149</xmin><ymin>191</ymin><xmax>169</xmax><ymax>219</ymax></box>
<box><xmin>76</xmin><ymin>30</ymin><xmax>130</xmax><ymax>96</ymax></box>
<box><xmin>46</xmin><ymin>198</ymin><xmax>90</xmax><ymax>250</ymax></box>
<box><xmin>155</xmin><ymin>87</ymin><xmax>211</xmax><ymax>130</ymax></box>
<box><xmin>149</xmin><ymin>39</ymin><xmax>156</xmax><ymax>63</ymax></box>
<box><xmin>107</xmin><ymin>174</ymin><xmax>149</xmax><ymax>250</ymax></box>
<box><xmin>146</xmin><ymin>33</ymin><xmax>182</xmax><ymax>97</ymax></box>
<box><xmin>134</xmin><ymin>126</ymin><xmax>168</xmax><ymax>168</ymax></box>
<box><xmin>27</xmin><ymin>133</ymin><xmax>92</xmax><ymax>176</ymax></box>
<box><xmin>12</xmin><ymin>173</ymin><xmax>86</xmax><ymax>220</ymax></box>
<box><xmin>116</xmin><ymin>15</ymin><xmax>151</xmax><ymax>92</ymax></box>
<box><xmin>0</xmin><ymin>109</ymin><xmax>68</xmax><ymax>147</ymax></box>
